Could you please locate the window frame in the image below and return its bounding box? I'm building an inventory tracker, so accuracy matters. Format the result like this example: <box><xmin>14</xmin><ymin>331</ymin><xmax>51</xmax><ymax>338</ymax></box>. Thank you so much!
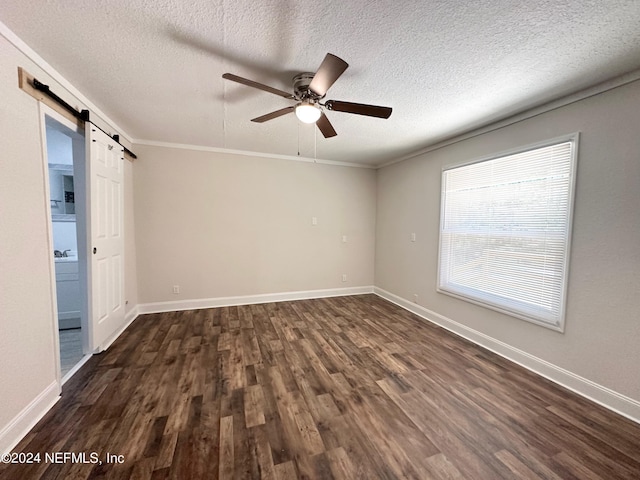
<box><xmin>436</xmin><ymin>133</ymin><xmax>580</xmax><ymax>332</ymax></box>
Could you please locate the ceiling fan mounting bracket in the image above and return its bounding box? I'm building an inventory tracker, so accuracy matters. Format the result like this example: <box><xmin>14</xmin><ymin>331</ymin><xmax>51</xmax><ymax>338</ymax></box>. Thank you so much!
<box><xmin>293</xmin><ymin>73</ymin><xmax>324</xmax><ymax>101</ymax></box>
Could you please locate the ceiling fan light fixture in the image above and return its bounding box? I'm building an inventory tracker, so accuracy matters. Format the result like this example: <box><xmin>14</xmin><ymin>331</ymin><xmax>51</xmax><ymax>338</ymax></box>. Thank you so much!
<box><xmin>295</xmin><ymin>102</ymin><xmax>322</xmax><ymax>124</ymax></box>
<box><xmin>222</xmin><ymin>53</ymin><xmax>392</xmax><ymax>138</ymax></box>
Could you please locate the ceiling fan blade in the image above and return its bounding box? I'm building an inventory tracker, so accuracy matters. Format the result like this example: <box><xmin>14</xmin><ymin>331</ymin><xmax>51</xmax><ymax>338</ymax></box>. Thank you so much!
<box><xmin>316</xmin><ymin>113</ymin><xmax>337</xmax><ymax>138</ymax></box>
<box><xmin>308</xmin><ymin>53</ymin><xmax>349</xmax><ymax>97</ymax></box>
<box><xmin>251</xmin><ymin>106</ymin><xmax>295</xmax><ymax>123</ymax></box>
<box><xmin>324</xmin><ymin>100</ymin><xmax>392</xmax><ymax>119</ymax></box>
<box><xmin>222</xmin><ymin>73</ymin><xmax>294</xmax><ymax>99</ymax></box>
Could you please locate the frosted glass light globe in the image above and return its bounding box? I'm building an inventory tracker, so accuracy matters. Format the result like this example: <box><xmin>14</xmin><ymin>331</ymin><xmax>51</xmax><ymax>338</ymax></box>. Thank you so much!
<box><xmin>295</xmin><ymin>103</ymin><xmax>322</xmax><ymax>123</ymax></box>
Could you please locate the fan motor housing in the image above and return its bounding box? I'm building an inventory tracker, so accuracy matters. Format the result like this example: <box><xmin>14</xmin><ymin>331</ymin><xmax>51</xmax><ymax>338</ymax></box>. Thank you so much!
<box><xmin>293</xmin><ymin>73</ymin><xmax>323</xmax><ymax>101</ymax></box>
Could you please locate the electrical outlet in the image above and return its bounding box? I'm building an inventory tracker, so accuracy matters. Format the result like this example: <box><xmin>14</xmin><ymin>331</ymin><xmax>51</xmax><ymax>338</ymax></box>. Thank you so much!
<box><xmin>172</xmin><ymin>285</ymin><xmax>180</xmax><ymax>294</ymax></box>
<box><xmin>342</xmin><ymin>235</ymin><xmax>347</xmax><ymax>243</ymax></box>
<box><xmin>312</xmin><ymin>216</ymin><xmax>318</xmax><ymax>226</ymax></box>
<box><xmin>413</xmin><ymin>294</ymin><xmax>418</xmax><ymax>303</ymax></box>
<box><xmin>342</xmin><ymin>274</ymin><xmax>347</xmax><ymax>282</ymax></box>
<box><xmin>411</xmin><ymin>233</ymin><xmax>416</xmax><ymax>242</ymax></box>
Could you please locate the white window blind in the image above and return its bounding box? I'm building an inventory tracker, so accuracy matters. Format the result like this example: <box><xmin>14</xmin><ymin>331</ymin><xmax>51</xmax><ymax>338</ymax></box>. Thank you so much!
<box><xmin>438</xmin><ymin>136</ymin><xmax>577</xmax><ymax>329</ymax></box>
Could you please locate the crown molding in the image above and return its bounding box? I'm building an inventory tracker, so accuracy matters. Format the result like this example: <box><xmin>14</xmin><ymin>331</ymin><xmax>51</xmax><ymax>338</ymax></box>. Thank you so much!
<box><xmin>0</xmin><ymin>20</ymin><xmax>133</xmax><ymax>143</ymax></box>
<box><xmin>7</xmin><ymin>16</ymin><xmax>637</xmax><ymax>171</ymax></box>
<box><xmin>132</xmin><ymin>139</ymin><xmax>376</xmax><ymax>169</ymax></box>
<box><xmin>379</xmin><ymin>69</ymin><xmax>640</xmax><ymax>169</ymax></box>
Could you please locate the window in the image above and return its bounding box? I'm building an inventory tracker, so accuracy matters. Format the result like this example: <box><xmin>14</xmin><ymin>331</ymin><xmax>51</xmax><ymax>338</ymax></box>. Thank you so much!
<box><xmin>438</xmin><ymin>134</ymin><xmax>578</xmax><ymax>330</ymax></box>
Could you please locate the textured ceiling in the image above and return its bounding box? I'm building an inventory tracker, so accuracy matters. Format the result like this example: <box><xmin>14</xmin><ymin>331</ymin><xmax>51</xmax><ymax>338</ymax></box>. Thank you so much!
<box><xmin>2</xmin><ymin>1</ymin><xmax>640</xmax><ymax>166</ymax></box>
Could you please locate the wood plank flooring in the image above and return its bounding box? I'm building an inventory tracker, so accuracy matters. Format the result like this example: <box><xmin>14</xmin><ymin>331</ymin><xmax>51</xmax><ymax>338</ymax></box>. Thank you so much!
<box><xmin>2</xmin><ymin>295</ymin><xmax>640</xmax><ymax>479</ymax></box>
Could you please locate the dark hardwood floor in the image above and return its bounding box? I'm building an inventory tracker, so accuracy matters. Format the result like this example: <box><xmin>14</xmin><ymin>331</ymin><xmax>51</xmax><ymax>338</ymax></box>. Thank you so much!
<box><xmin>2</xmin><ymin>295</ymin><xmax>640</xmax><ymax>479</ymax></box>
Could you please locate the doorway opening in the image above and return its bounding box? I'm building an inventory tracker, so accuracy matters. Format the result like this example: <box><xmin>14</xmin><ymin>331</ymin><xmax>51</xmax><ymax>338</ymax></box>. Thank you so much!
<box><xmin>42</xmin><ymin>109</ymin><xmax>91</xmax><ymax>383</ymax></box>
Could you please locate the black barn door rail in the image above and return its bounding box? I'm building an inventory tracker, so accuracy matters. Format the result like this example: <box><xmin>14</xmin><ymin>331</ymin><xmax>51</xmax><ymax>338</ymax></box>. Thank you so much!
<box><xmin>31</xmin><ymin>77</ymin><xmax>137</xmax><ymax>159</ymax></box>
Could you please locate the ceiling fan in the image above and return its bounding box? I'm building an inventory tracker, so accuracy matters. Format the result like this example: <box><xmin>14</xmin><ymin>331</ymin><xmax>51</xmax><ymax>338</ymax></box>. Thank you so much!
<box><xmin>222</xmin><ymin>53</ymin><xmax>392</xmax><ymax>138</ymax></box>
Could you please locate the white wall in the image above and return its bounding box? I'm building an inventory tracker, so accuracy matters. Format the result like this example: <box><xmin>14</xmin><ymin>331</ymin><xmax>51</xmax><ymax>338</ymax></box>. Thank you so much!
<box><xmin>376</xmin><ymin>79</ymin><xmax>640</xmax><ymax>405</ymax></box>
<box><xmin>0</xmin><ymin>33</ymin><xmax>138</xmax><ymax>453</ymax></box>
<box><xmin>133</xmin><ymin>145</ymin><xmax>376</xmax><ymax>305</ymax></box>
<box><xmin>0</xmin><ymin>35</ymin><xmax>59</xmax><ymax>451</ymax></box>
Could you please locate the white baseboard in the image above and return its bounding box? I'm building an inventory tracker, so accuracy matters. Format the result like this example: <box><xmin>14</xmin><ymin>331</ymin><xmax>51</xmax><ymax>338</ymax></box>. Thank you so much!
<box><xmin>137</xmin><ymin>286</ymin><xmax>375</xmax><ymax>315</ymax></box>
<box><xmin>374</xmin><ymin>287</ymin><xmax>640</xmax><ymax>425</ymax></box>
<box><xmin>61</xmin><ymin>354</ymin><xmax>92</xmax><ymax>386</ymax></box>
<box><xmin>98</xmin><ymin>305</ymin><xmax>140</xmax><ymax>352</ymax></box>
<box><xmin>1</xmin><ymin>307</ymin><xmax>140</xmax><ymax>453</ymax></box>
<box><xmin>0</xmin><ymin>381</ymin><xmax>60</xmax><ymax>455</ymax></box>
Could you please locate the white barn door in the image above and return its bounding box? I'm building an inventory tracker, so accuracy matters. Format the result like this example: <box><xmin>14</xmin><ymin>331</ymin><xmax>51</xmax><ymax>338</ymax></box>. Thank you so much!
<box><xmin>86</xmin><ymin>123</ymin><xmax>125</xmax><ymax>351</ymax></box>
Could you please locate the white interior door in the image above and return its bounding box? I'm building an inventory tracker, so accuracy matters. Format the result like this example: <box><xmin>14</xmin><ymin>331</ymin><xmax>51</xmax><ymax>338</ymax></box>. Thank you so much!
<box><xmin>86</xmin><ymin>123</ymin><xmax>124</xmax><ymax>351</ymax></box>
